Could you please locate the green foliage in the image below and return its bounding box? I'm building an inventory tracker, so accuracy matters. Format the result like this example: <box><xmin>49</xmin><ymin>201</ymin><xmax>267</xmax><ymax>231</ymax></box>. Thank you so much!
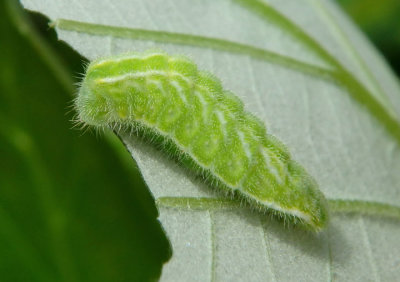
<box><xmin>337</xmin><ymin>0</ymin><xmax>400</xmax><ymax>74</ymax></box>
<box><xmin>0</xmin><ymin>2</ymin><xmax>169</xmax><ymax>281</ymax></box>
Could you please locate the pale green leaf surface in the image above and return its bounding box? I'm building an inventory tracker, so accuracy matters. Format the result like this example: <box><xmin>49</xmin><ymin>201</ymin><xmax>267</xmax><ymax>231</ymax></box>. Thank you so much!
<box><xmin>21</xmin><ymin>0</ymin><xmax>400</xmax><ymax>281</ymax></box>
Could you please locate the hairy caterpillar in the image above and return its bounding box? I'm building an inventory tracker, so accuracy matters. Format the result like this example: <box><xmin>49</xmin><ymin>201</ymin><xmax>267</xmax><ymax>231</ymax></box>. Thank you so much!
<box><xmin>76</xmin><ymin>51</ymin><xmax>328</xmax><ymax>231</ymax></box>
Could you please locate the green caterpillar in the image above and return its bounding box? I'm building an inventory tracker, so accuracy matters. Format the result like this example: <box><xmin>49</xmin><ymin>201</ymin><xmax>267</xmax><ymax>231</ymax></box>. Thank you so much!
<box><xmin>76</xmin><ymin>51</ymin><xmax>328</xmax><ymax>231</ymax></box>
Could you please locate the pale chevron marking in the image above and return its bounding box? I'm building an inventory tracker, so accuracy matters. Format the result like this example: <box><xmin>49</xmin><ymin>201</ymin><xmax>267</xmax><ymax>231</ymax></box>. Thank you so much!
<box><xmin>237</xmin><ymin>130</ymin><xmax>253</xmax><ymax>160</ymax></box>
<box><xmin>194</xmin><ymin>90</ymin><xmax>209</xmax><ymax>124</ymax></box>
<box><xmin>215</xmin><ymin>110</ymin><xmax>228</xmax><ymax>140</ymax></box>
<box><xmin>145</xmin><ymin>79</ymin><xmax>167</xmax><ymax>123</ymax></box>
<box><xmin>146</xmin><ymin>79</ymin><xmax>166</xmax><ymax>93</ymax></box>
<box><xmin>261</xmin><ymin>148</ymin><xmax>284</xmax><ymax>185</ymax></box>
<box><xmin>170</xmin><ymin>79</ymin><xmax>189</xmax><ymax>104</ymax></box>
<box><xmin>271</xmin><ymin>153</ymin><xmax>286</xmax><ymax>185</ymax></box>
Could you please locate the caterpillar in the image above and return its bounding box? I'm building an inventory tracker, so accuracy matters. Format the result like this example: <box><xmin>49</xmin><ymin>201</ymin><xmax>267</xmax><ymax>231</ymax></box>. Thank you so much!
<box><xmin>76</xmin><ymin>51</ymin><xmax>328</xmax><ymax>231</ymax></box>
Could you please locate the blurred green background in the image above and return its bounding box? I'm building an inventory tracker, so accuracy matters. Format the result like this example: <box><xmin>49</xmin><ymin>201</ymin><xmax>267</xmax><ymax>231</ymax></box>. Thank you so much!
<box><xmin>0</xmin><ymin>0</ymin><xmax>398</xmax><ymax>281</ymax></box>
<box><xmin>337</xmin><ymin>0</ymin><xmax>400</xmax><ymax>75</ymax></box>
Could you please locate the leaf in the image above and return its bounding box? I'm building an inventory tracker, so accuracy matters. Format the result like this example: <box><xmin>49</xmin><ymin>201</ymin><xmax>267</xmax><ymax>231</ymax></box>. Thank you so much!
<box><xmin>0</xmin><ymin>1</ymin><xmax>168</xmax><ymax>281</ymax></box>
<box><xmin>20</xmin><ymin>0</ymin><xmax>400</xmax><ymax>281</ymax></box>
